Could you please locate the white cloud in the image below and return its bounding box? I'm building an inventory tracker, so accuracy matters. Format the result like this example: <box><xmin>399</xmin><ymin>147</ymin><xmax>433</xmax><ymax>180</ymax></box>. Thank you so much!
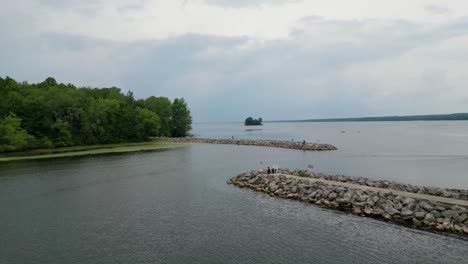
<box><xmin>2</xmin><ymin>1</ymin><xmax>468</xmax><ymax>121</ymax></box>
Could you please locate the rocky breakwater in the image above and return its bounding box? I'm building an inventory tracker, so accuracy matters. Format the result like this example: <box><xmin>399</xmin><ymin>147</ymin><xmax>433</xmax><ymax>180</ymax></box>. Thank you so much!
<box><xmin>228</xmin><ymin>169</ymin><xmax>468</xmax><ymax>237</ymax></box>
<box><xmin>288</xmin><ymin>169</ymin><xmax>468</xmax><ymax>201</ymax></box>
<box><xmin>156</xmin><ymin>137</ymin><xmax>337</xmax><ymax>151</ymax></box>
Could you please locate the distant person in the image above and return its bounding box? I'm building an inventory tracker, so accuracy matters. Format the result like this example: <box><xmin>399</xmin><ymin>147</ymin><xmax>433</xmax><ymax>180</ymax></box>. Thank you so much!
<box><xmin>232</xmin><ymin>136</ymin><xmax>234</xmax><ymax>140</ymax></box>
<box><xmin>272</xmin><ymin>168</ymin><xmax>276</xmax><ymax>174</ymax></box>
<box><xmin>303</xmin><ymin>140</ymin><xmax>306</xmax><ymax>145</ymax></box>
<box><xmin>267</xmin><ymin>167</ymin><xmax>271</xmax><ymax>174</ymax></box>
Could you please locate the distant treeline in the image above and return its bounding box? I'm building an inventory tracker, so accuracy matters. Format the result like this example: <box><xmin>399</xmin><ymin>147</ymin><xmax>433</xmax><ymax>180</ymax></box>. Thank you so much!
<box><xmin>273</xmin><ymin>113</ymin><xmax>468</xmax><ymax>123</ymax></box>
<box><xmin>0</xmin><ymin>76</ymin><xmax>192</xmax><ymax>152</ymax></box>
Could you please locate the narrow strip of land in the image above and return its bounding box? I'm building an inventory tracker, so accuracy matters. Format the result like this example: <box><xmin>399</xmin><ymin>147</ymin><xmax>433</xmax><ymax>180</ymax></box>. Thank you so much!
<box><xmin>0</xmin><ymin>142</ymin><xmax>188</xmax><ymax>162</ymax></box>
<box><xmin>281</xmin><ymin>174</ymin><xmax>468</xmax><ymax>207</ymax></box>
<box><xmin>156</xmin><ymin>137</ymin><xmax>337</xmax><ymax>151</ymax></box>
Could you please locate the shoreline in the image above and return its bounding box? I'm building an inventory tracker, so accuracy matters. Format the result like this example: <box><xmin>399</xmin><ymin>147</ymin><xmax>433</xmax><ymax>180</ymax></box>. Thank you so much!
<box><xmin>0</xmin><ymin>142</ymin><xmax>188</xmax><ymax>162</ymax></box>
<box><xmin>229</xmin><ymin>169</ymin><xmax>468</xmax><ymax>238</ymax></box>
<box><xmin>156</xmin><ymin>137</ymin><xmax>338</xmax><ymax>151</ymax></box>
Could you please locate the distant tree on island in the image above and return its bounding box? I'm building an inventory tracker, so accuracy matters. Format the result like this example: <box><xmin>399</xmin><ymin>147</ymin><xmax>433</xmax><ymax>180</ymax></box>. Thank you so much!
<box><xmin>245</xmin><ymin>117</ymin><xmax>263</xmax><ymax>126</ymax></box>
<box><xmin>0</xmin><ymin>76</ymin><xmax>193</xmax><ymax>152</ymax></box>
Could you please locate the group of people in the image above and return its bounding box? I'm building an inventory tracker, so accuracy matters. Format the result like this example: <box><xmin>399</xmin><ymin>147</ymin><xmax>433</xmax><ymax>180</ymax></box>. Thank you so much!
<box><xmin>266</xmin><ymin>167</ymin><xmax>277</xmax><ymax>174</ymax></box>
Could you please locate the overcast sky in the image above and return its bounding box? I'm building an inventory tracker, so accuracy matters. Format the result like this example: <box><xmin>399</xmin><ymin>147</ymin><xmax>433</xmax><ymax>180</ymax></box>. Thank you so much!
<box><xmin>1</xmin><ymin>0</ymin><xmax>468</xmax><ymax>122</ymax></box>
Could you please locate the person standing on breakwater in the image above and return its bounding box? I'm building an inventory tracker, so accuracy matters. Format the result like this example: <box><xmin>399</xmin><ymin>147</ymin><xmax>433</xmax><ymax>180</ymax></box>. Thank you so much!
<box><xmin>303</xmin><ymin>140</ymin><xmax>306</xmax><ymax>145</ymax></box>
<box><xmin>267</xmin><ymin>167</ymin><xmax>271</xmax><ymax>174</ymax></box>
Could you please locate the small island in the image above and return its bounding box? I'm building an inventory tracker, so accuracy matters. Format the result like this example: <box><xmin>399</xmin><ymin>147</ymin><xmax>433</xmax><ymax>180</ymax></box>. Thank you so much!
<box><xmin>244</xmin><ymin>117</ymin><xmax>263</xmax><ymax>126</ymax></box>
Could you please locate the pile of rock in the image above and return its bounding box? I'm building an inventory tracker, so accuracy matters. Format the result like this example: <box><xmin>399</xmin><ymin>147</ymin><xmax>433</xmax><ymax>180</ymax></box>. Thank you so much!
<box><xmin>228</xmin><ymin>169</ymin><xmax>468</xmax><ymax>237</ymax></box>
<box><xmin>277</xmin><ymin>169</ymin><xmax>468</xmax><ymax>201</ymax></box>
<box><xmin>156</xmin><ymin>137</ymin><xmax>337</xmax><ymax>151</ymax></box>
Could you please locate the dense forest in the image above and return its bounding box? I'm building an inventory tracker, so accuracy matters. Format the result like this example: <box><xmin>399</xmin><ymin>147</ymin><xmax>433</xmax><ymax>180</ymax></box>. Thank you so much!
<box><xmin>0</xmin><ymin>76</ymin><xmax>192</xmax><ymax>153</ymax></box>
<box><xmin>245</xmin><ymin>117</ymin><xmax>263</xmax><ymax>126</ymax></box>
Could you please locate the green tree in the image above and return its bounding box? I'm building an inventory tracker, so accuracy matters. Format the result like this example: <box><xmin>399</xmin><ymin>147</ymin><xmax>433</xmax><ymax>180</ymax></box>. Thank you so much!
<box><xmin>0</xmin><ymin>76</ymin><xmax>193</xmax><ymax>150</ymax></box>
<box><xmin>0</xmin><ymin>113</ymin><xmax>34</xmax><ymax>152</ymax></box>
<box><xmin>51</xmin><ymin>119</ymin><xmax>74</xmax><ymax>147</ymax></box>
<box><xmin>132</xmin><ymin>107</ymin><xmax>161</xmax><ymax>140</ymax></box>
<box><xmin>143</xmin><ymin>96</ymin><xmax>172</xmax><ymax>136</ymax></box>
<box><xmin>171</xmin><ymin>98</ymin><xmax>192</xmax><ymax>137</ymax></box>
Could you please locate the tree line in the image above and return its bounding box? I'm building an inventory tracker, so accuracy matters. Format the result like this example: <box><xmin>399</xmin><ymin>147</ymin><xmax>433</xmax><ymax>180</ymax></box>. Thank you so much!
<box><xmin>0</xmin><ymin>76</ymin><xmax>192</xmax><ymax>152</ymax></box>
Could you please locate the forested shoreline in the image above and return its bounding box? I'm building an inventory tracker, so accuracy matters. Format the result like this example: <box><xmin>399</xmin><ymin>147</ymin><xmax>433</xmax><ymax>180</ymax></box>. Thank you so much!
<box><xmin>0</xmin><ymin>77</ymin><xmax>192</xmax><ymax>153</ymax></box>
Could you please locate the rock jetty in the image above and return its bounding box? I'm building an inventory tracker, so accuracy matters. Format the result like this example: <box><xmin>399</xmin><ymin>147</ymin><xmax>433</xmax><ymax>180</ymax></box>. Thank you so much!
<box><xmin>228</xmin><ymin>169</ymin><xmax>468</xmax><ymax>237</ymax></box>
<box><xmin>156</xmin><ymin>137</ymin><xmax>337</xmax><ymax>151</ymax></box>
<box><xmin>287</xmin><ymin>170</ymin><xmax>468</xmax><ymax>201</ymax></box>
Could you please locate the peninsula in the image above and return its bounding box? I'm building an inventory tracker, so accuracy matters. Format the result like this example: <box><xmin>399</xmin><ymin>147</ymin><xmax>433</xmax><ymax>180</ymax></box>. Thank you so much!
<box><xmin>157</xmin><ymin>137</ymin><xmax>337</xmax><ymax>151</ymax></box>
<box><xmin>229</xmin><ymin>169</ymin><xmax>468</xmax><ymax>237</ymax></box>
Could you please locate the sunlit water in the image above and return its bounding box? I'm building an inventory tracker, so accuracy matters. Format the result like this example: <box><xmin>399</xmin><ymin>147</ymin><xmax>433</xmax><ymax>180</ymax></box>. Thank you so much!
<box><xmin>1</xmin><ymin>122</ymin><xmax>468</xmax><ymax>263</ymax></box>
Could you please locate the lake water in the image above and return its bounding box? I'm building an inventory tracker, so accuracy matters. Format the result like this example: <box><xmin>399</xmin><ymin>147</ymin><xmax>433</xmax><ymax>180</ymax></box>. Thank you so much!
<box><xmin>1</xmin><ymin>122</ymin><xmax>467</xmax><ymax>263</ymax></box>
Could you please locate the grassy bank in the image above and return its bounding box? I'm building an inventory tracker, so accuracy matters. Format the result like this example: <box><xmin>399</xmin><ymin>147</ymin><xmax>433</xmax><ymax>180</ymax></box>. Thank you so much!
<box><xmin>0</xmin><ymin>141</ymin><xmax>189</xmax><ymax>162</ymax></box>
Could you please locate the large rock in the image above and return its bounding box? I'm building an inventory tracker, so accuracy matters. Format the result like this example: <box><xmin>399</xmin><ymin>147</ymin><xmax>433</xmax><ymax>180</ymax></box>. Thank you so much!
<box><xmin>383</xmin><ymin>204</ymin><xmax>400</xmax><ymax>216</ymax></box>
<box><xmin>406</xmin><ymin>203</ymin><xmax>417</xmax><ymax>211</ymax></box>
<box><xmin>415</xmin><ymin>211</ymin><xmax>426</xmax><ymax>220</ymax></box>
<box><xmin>401</xmin><ymin>209</ymin><xmax>414</xmax><ymax>217</ymax></box>
<box><xmin>442</xmin><ymin>210</ymin><xmax>460</xmax><ymax>220</ymax></box>
<box><xmin>328</xmin><ymin>192</ymin><xmax>338</xmax><ymax>200</ymax></box>
<box><xmin>459</xmin><ymin>214</ymin><xmax>468</xmax><ymax>223</ymax></box>
<box><xmin>393</xmin><ymin>202</ymin><xmax>403</xmax><ymax>211</ymax></box>
<box><xmin>422</xmin><ymin>203</ymin><xmax>434</xmax><ymax>212</ymax></box>
<box><xmin>402</xmin><ymin>197</ymin><xmax>415</xmax><ymax>205</ymax></box>
<box><xmin>424</xmin><ymin>213</ymin><xmax>436</xmax><ymax>223</ymax></box>
<box><xmin>430</xmin><ymin>210</ymin><xmax>441</xmax><ymax>219</ymax></box>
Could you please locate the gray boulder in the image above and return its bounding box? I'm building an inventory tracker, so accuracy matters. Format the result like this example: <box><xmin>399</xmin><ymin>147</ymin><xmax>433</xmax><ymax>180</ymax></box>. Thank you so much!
<box><xmin>393</xmin><ymin>202</ymin><xmax>403</xmax><ymax>211</ymax></box>
<box><xmin>403</xmin><ymin>197</ymin><xmax>415</xmax><ymax>205</ymax></box>
<box><xmin>422</xmin><ymin>203</ymin><xmax>434</xmax><ymax>212</ymax></box>
<box><xmin>430</xmin><ymin>210</ymin><xmax>441</xmax><ymax>219</ymax></box>
<box><xmin>415</xmin><ymin>211</ymin><xmax>426</xmax><ymax>220</ymax></box>
<box><xmin>443</xmin><ymin>210</ymin><xmax>460</xmax><ymax>219</ymax></box>
<box><xmin>328</xmin><ymin>192</ymin><xmax>338</xmax><ymax>200</ymax></box>
<box><xmin>401</xmin><ymin>209</ymin><xmax>414</xmax><ymax>217</ymax></box>
<box><xmin>383</xmin><ymin>204</ymin><xmax>400</xmax><ymax>216</ymax></box>
<box><xmin>458</xmin><ymin>214</ymin><xmax>468</xmax><ymax>223</ymax></box>
<box><xmin>424</xmin><ymin>213</ymin><xmax>435</xmax><ymax>223</ymax></box>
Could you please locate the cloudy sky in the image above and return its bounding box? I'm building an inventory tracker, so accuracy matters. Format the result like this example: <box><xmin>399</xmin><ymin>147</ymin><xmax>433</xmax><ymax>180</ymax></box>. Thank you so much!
<box><xmin>1</xmin><ymin>0</ymin><xmax>468</xmax><ymax>122</ymax></box>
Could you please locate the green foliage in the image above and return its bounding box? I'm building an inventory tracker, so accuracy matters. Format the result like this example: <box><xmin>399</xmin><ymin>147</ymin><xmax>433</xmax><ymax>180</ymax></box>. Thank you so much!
<box><xmin>142</xmin><ymin>96</ymin><xmax>172</xmax><ymax>136</ymax></box>
<box><xmin>245</xmin><ymin>117</ymin><xmax>263</xmax><ymax>126</ymax></box>
<box><xmin>132</xmin><ymin>107</ymin><xmax>161</xmax><ymax>141</ymax></box>
<box><xmin>0</xmin><ymin>76</ymin><xmax>193</xmax><ymax>152</ymax></box>
<box><xmin>171</xmin><ymin>98</ymin><xmax>192</xmax><ymax>137</ymax></box>
<box><xmin>0</xmin><ymin>113</ymin><xmax>34</xmax><ymax>152</ymax></box>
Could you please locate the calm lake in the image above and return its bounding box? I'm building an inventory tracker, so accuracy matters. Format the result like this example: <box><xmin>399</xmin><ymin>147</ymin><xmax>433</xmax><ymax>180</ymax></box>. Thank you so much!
<box><xmin>1</xmin><ymin>122</ymin><xmax>467</xmax><ymax>263</ymax></box>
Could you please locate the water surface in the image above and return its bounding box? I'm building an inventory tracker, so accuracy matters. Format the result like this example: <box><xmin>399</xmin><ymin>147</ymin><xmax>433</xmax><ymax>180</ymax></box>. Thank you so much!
<box><xmin>1</xmin><ymin>121</ymin><xmax>468</xmax><ymax>263</ymax></box>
